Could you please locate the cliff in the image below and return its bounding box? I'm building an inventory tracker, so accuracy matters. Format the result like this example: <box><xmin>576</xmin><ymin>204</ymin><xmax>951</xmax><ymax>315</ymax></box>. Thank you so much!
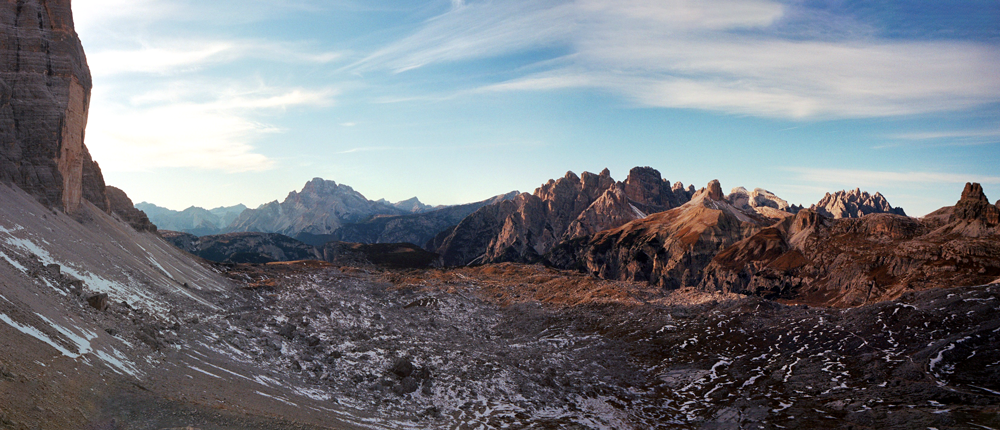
<box><xmin>0</xmin><ymin>0</ymin><xmax>111</xmax><ymax>213</ymax></box>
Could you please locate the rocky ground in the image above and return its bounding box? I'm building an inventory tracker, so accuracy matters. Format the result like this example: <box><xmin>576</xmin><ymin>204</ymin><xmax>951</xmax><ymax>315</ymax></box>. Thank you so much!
<box><xmin>104</xmin><ymin>261</ymin><xmax>997</xmax><ymax>429</ymax></box>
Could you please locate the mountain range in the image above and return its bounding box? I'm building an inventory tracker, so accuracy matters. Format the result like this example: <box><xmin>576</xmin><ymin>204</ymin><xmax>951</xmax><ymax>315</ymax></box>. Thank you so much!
<box><xmin>1</xmin><ymin>2</ymin><xmax>998</xmax><ymax>428</ymax></box>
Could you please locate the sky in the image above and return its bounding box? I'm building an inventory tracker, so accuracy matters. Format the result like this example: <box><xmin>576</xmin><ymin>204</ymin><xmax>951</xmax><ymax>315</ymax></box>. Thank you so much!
<box><xmin>73</xmin><ymin>0</ymin><xmax>1000</xmax><ymax>216</ymax></box>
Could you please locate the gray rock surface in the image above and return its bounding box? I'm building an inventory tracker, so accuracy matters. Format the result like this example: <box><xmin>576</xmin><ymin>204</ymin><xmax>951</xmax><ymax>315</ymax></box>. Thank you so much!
<box><xmin>0</xmin><ymin>0</ymin><xmax>107</xmax><ymax>213</ymax></box>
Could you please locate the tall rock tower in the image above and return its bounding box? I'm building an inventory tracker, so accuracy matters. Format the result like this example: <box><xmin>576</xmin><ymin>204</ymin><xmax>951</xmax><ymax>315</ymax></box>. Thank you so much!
<box><xmin>0</xmin><ymin>0</ymin><xmax>108</xmax><ymax>213</ymax></box>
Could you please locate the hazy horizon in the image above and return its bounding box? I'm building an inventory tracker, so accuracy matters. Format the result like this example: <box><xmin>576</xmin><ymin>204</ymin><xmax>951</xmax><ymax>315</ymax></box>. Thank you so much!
<box><xmin>73</xmin><ymin>0</ymin><xmax>1000</xmax><ymax>216</ymax></box>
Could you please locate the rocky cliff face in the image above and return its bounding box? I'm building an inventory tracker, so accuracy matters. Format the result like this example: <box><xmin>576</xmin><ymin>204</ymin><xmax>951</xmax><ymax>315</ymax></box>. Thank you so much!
<box><xmin>228</xmin><ymin>178</ymin><xmax>404</xmax><ymax>236</ymax></box>
<box><xmin>0</xmin><ymin>0</ymin><xmax>110</xmax><ymax>213</ymax></box>
<box><xmin>549</xmin><ymin>180</ymin><xmax>766</xmax><ymax>288</ymax></box>
<box><xmin>699</xmin><ymin>183</ymin><xmax>1000</xmax><ymax>306</ymax></box>
<box><xmin>106</xmin><ymin>186</ymin><xmax>156</xmax><ymax>232</ymax></box>
<box><xmin>811</xmin><ymin>188</ymin><xmax>905</xmax><ymax>218</ymax></box>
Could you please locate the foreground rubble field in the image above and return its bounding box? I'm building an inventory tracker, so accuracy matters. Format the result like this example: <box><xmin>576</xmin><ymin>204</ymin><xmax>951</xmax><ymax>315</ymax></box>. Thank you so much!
<box><xmin>151</xmin><ymin>261</ymin><xmax>999</xmax><ymax>429</ymax></box>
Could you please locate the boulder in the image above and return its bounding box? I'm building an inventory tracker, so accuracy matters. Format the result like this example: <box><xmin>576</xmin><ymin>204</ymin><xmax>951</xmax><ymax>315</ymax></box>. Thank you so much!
<box><xmin>86</xmin><ymin>293</ymin><xmax>108</xmax><ymax>311</ymax></box>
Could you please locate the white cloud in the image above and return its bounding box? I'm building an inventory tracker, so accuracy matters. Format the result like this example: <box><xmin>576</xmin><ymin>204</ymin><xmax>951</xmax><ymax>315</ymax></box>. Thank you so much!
<box><xmin>355</xmin><ymin>0</ymin><xmax>1000</xmax><ymax>119</ymax></box>
<box><xmin>86</xmin><ymin>83</ymin><xmax>337</xmax><ymax>173</ymax></box>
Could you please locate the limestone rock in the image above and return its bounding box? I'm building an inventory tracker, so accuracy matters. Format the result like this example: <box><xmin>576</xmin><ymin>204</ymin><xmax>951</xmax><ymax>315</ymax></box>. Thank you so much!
<box><xmin>726</xmin><ymin>187</ymin><xmax>793</xmax><ymax>219</ymax></box>
<box><xmin>810</xmin><ymin>188</ymin><xmax>906</xmax><ymax>219</ymax></box>
<box><xmin>106</xmin><ymin>186</ymin><xmax>156</xmax><ymax>232</ymax></box>
<box><xmin>0</xmin><ymin>0</ymin><xmax>107</xmax><ymax>213</ymax></box>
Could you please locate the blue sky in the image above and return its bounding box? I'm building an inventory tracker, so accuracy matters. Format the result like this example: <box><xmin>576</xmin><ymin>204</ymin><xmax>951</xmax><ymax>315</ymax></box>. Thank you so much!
<box><xmin>73</xmin><ymin>0</ymin><xmax>1000</xmax><ymax>216</ymax></box>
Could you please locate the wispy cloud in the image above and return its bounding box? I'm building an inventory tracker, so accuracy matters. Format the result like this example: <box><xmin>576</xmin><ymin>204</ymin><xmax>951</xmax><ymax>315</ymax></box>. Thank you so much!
<box><xmin>889</xmin><ymin>128</ymin><xmax>1000</xmax><ymax>144</ymax></box>
<box><xmin>88</xmin><ymin>40</ymin><xmax>341</xmax><ymax>77</ymax></box>
<box><xmin>353</xmin><ymin>0</ymin><xmax>1000</xmax><ymax>119</ymax></box>
<box><xmin>787</xmin><ymin>167</ymin><xmax>1000</xmax><ymax>187</ymax></box>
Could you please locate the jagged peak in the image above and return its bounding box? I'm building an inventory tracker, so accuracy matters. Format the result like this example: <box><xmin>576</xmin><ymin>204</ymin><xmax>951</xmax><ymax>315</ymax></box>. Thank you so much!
<box><xmin>960</xmin><ymin>182</ymin><xmax>989</xmax><ymax>203</ymax></box>
<box><xmin>812</xmin><ymin>188</ymin><xmax>905</xmax><ymax>218</ymax></box>
<box><xmin>706</xmin><ymin>180</ymin><xmax>724</xmax><ymax>201</ymax></box>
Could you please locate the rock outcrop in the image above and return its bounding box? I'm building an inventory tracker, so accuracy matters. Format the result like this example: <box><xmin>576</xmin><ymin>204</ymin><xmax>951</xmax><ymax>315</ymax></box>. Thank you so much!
<box><xmin>811</xmin><ymin>188</ymin><xmax>905</xmax><ymax>218</ymax></box>
<box><xmin>726</xmin><ymin>187</ymin><xmax>795</xmax><ymax>219</ymax></box>
<box><xmin>549</xmin><ymin>180</ymin><xmax>767</xmax><ymax>288</ymax></box>
<box><xmin>622</xmin><ymin>166</ymin><xmax>688</xmax><ymax>212</ymax></box>
<box><xmin>699</xmin><ymin>183</ymin><xmax>1000</xmax><ymax>306</ymax></box>
<box><xmin>0</xmin><ymin>0</ymin><xmax>110</xmax><ymax>213</ymax></box>
<box><xmin>229</xmin><ymin>178</ymin><xmax>405</xmax><ymax>236</ymax></box>
<box><xmin>106</xmin><ymin>186</ymin><xmax>156</xmax><ymax>232</ymax></box>
<box><xmin>950</xmin><ymin>182</ymin><xmax>999</xmax><ymax>226</ymax></box>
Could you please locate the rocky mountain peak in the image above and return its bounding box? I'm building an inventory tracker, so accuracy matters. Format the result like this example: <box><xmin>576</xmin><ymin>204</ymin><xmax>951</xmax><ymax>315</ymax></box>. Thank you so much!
<box><xmin>811</xmin><ymin>188</ymin><xmax>905</xmax><ymax>219</ymax></box>
<box><xmin>960</xmin><ymin>182</ymin><xmax>989</xmax><ymax>203</ymax></box>
<box><xmin>950</xmin><ymin>182</ymin><xmax>999</xmax><ymax>226</ymax></box>
<box><xmin>623</xmin><ymin>166</ymin><xmax>667</xmax><ymax>207</ymax></box>
<box><xmin>705</xmin><ymin>180</ymin><xmax>724</xmax><ymax>201</ymax></box>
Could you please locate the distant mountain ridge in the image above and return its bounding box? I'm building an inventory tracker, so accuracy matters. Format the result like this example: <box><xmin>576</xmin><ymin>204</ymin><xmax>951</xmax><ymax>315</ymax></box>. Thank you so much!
<box><xmin>136</xmin><ymin>202</ymin><xmax>247</xmax><ymax>236</ymax></box>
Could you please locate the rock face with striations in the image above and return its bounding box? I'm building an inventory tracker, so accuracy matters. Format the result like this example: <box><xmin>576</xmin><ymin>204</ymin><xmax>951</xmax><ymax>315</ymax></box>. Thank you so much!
<box><xmin>228</xmin><ymin>178</ymin><xmax>405</xmax><ymax>237</ymax></box>
<box><xmin>0</xmin><ymin>0</ymin><xmax>110</xmax><ymax>213</ymax></box>
<box><xmin>811</xmin><ymin>188</ymin><xmax>905</xmax><ymax>219</ymax></box>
